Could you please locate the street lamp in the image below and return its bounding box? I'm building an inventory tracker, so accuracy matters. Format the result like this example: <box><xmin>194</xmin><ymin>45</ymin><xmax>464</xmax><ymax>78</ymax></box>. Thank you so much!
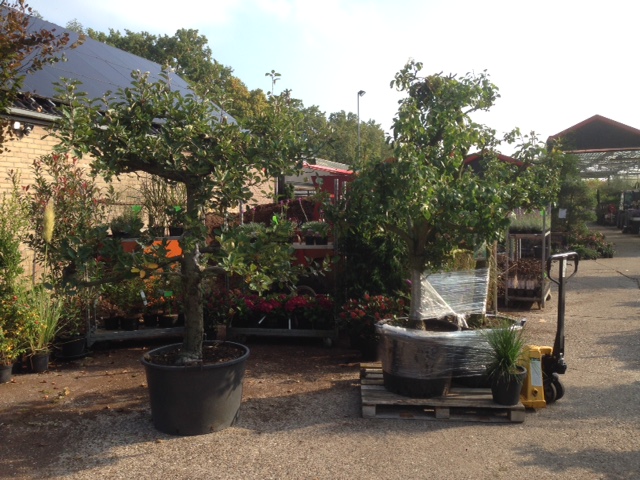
<box><xmin>357</xmin><ymin>90</ymin><xmax>366</xmax><ymax>161</ymax></box>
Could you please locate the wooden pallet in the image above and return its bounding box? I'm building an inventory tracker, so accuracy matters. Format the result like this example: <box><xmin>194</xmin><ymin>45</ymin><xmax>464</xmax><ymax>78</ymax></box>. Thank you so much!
<box><xmin>360</xmin><ymin>363</ymin><xmax>525</xmax><ymax>423</ymax></box>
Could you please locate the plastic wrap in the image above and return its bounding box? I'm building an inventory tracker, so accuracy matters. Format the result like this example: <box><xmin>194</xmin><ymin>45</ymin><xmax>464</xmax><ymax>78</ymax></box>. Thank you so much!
<box><xmin>377</xmin><ymin>268</ymin><xmax>522</xmax><ymax>381</ymax></box>
<box><xmin>415</xmin><ymin>268</ymin><xmax>490</xmax><ymax>319</ymax></box>
<box><xmin>377</xmin><ymin>324</ymin><xmax>493</xmax><ymax>379</ymax></box>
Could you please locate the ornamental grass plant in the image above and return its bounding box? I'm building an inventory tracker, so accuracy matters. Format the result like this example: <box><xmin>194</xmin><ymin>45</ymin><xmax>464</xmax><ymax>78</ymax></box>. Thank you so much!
<box><xmin>25</xmin><ymin>286</ymin><xmax>65</xmax><ymax>355</ymax></box>
<box><xmin>483</xmin><ymin>322</ymin><xmax>526</xmax><ymax>383</ymax></box>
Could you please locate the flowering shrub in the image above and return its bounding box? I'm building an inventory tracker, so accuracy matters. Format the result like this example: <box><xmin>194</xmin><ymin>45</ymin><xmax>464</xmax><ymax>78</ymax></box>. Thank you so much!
<box><xmin>22</xmin><ymin>153</ymin><xmax>113</xmax><ymax>280</ymax></box>
<box><xmin>338</xmin><ymin>294</ymin><xmax>408</xmax><ymax>341</ymax></box>
<box><xmin>204</xmin><ymin>289</ymin><xmax>335</xmax><ymax>330</ymax></box>
<box><xmin>567</xmin><ymin>228</ymin><xmax>614</xmax><ymax>259</ymax></box>
<box><xmin>0</xmin><ymin>293</ymin><xmax>32</xmax><ymax>365</ymax></box>
<box><xmin>285</xmin><ymin>294</ymin><xmax>334</xmax><ymax>329</ymax></box>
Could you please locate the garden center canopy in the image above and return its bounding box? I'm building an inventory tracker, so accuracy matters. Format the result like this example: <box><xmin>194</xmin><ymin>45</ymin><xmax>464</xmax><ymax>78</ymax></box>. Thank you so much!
<box><xmin>548</xmin><ymin>115</ymin><xmax>640</xmax><ymax>179</ymax></box>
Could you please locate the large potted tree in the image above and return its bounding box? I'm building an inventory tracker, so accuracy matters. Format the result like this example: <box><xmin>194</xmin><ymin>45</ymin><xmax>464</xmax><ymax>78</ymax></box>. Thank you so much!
<box><xmin>343</xmin><ymin>61</ymin><xmax>564</xmax><ymax>397</ymax></box>
<box><xmin>53</xmin><ymin>71</ymin><xmax>309</xmax><ymax>434</ymax></box>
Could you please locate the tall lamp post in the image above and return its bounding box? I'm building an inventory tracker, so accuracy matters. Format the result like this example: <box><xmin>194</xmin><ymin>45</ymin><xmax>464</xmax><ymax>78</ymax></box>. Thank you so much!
<box><xmin>357</xmin><ymin>89</ymin><xmax>366</xmax><ymax>161</ymax></box>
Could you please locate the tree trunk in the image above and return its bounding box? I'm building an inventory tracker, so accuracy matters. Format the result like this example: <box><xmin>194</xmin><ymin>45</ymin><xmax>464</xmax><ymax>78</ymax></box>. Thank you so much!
<box><xmin>179</xmin><ymin>181</ymin><xmax>204</xmax><ymax>363</ymax></box>
<box><xmin>407</xmin><ymin>267</ymin><xmax>456</xmax><ymax>330</ymax></box>
<box><xmin>180</xmin><ymin>247</ymin><xmax>204</xmax><ymax>363</ymax></box>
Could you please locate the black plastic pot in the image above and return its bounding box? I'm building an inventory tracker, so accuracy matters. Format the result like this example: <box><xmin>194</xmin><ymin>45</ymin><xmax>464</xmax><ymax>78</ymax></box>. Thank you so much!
<box><xmin>103</xmin><ymin>316</ymin><xmax>121</xmax><ymax>330</ymax></box>
<box><xmin>120</xmin><ymin>316</ymin><xmax>140</xmax><ymax>331</ymax></box>
<box><xmin>29</xmin><ymin>353</ymin><xmax>49</xmax><ymax>373</ymax></box>
<box><xmin>383</xmin><ymin>371</ymin><xmax>450</xmax><ymax>398</ymax></box>
<box><xmin>159</xmin><ymin>313</ymin><xmax>179</xmax><ymax>328</ymax></box>
<box><xmin>57</xmin><ymin>335</ymin><xmax>87</xmax><ymax>359</ymax></box>
<box><xmin>0</xmin><ymin>364</ymin><xmax>12</xmax><ymax>383</ymax></box>
<box><xmin>168</xmin><ymin>226</ymin><xmax>184</xmax><ymax>237</ymax></box>
<box><xmin>143</xmin><ymin>313</ymin><xmax>159</xmax><ymax>328</ymax></box>
<box><xmin>490</xmin><ymin>365</ymin><xmax>527</xmax><ymax>405</ymax></box>
<box><xmin>141</xmin><ymin>341</ymin><xmax>250</xmax><ymax>436</ymax></box>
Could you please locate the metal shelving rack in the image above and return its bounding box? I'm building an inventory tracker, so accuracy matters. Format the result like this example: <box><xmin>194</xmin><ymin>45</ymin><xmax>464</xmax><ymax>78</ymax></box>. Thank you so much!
<box><xmin>504</xmin><ymin>213</ymin><xmax>551</xmax><ymax>309</ymax></box>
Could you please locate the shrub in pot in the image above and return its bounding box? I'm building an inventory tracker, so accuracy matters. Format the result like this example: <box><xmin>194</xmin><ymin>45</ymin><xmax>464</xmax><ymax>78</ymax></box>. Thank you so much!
<box><xmin>332</xmin><ymin>61</ymin><xmax>564</xmax><ymax>397</ymax></box>
<box><xmin>110</xmin><ymin>208</ymin><xmax>144</xmax><ymax>238</ymax></box>
<box><xmin>55</xmin><ymin>291</ymin><xmax>91</xmax><ymax>358</ymax></box>
<box><xmin>53</xmin><ymin>70</ymin><xmax>313</xmax><ymax>434</ymax></box>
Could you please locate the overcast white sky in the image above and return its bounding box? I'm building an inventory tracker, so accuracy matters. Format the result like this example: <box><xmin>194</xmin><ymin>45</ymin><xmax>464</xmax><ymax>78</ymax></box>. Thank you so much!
<box><xmin>25</xmin><ymin>0</ymin><xmax>640</xmax><ymax>151</ymax></box>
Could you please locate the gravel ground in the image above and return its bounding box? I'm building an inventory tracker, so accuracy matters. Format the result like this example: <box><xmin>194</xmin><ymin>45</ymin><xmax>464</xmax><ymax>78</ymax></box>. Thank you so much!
<box><xmin>2</xmin><ymin>224</ymin><xmax>639</xmax><ymax>480</ymax></box>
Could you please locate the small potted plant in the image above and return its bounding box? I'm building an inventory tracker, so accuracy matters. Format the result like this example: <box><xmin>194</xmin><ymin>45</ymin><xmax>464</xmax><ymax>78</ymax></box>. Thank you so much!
<box><xmin>140</xmin><ymin>175</ymin><xmax>170</xmax><ymax>237</ymax></box>
<box><xmin>167</xmin><ymin>205</ymin><xmax>187</xmax><ymax>237</ymax></box>
<box><xmin>303</xmin><ymin>221</ymin><xmax>330</xmax><ymax>245</ymax></box>
<box><xmin>55</xmin><ymin>292</ymin><xmax>90</xmax><ymax>358</ymax></box>
<box><xmin>110</xmin><ymin>208</ymin><xmax>144</xmax><ymax>238</ymax></box>
<box><xmin>236</xmin><ymin>222</ymin><xmax>267</xmax><ymax>242</ymax></box>
<box><xmin>484</xmin><ymin>323</ymin><xmax>527</xmax><ymax>405</ymax></box>
<box><xmin>271</xmin><ymin>215</ymin><xmax>296</xmax><ymax>244</ymax></box>
<box><xmin>24</xmin><ymin>286</ymin><xmax>65</xmax><ymax>372</ymax></box>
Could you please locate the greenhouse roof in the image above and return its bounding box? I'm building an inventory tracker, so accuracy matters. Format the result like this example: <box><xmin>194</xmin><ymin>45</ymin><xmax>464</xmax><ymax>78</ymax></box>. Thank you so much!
<box><xmin>571</xmin><ymin>148</ymin><xmax>640</xmax><ymax>178</ymax></box>
<box><xmin>548</xmin><ymin>115</ymin><xmax>640</xmax><ymax>179</ymax></box>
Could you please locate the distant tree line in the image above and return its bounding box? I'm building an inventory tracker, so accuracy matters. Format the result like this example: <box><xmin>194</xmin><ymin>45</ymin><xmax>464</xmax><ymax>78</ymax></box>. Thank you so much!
<box><xmin>65</xmin><ymin>20</ymin><xmax>392</xmax><ymax>167</ymax></box>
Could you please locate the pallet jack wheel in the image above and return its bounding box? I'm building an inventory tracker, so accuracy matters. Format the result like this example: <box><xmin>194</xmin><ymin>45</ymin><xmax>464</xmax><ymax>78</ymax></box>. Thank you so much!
<box><xmin>551</xmin><ymin>373</ymin><xmax>565</xmax><ymax>401</ymax></box>
<box><xmin>544</xmin><ymin>380</ymin><xmax>558</xmax><ymax>404</ymax></box>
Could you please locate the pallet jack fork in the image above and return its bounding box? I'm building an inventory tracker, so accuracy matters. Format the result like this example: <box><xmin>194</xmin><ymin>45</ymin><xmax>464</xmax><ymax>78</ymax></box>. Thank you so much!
<box><xmin>521</xmin><ymin>252</ymin><xmax>578</xmax><ymax>408</ymax></box>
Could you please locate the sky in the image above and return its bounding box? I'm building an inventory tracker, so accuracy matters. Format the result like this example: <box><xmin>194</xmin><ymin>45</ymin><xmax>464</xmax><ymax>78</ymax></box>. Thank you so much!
<box><xmin>24</xmin><ymin>0</ymin><xmax>640</xmax><ymax>153</ymax></box>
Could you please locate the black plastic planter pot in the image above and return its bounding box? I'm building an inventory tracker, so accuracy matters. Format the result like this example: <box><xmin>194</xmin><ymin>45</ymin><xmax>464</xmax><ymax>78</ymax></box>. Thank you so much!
<box><xmin>56</xmin><ymin>335</ymin><xmax>87</xmax><ymax>359</ymax></box>
<box><xmin>141</xmin><ymin>341</ymin><xmax>249</xmax><ymax>436</ymax></box>
<box><xmin>490</xmin><ymin>366</ymin><xmax>527</xmax><ymax>406</ymax></box>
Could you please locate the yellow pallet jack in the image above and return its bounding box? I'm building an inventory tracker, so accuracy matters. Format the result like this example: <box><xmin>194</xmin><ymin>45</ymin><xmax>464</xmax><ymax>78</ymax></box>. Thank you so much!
<box><xmin>521</xmin><ymin>252</ymin><xmax>579</xmax><ymax>408</ymax></box>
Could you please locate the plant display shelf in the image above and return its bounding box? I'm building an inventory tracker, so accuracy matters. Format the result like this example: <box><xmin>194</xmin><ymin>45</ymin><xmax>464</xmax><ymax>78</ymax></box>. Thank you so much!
<box><xmin>360</xmin><ymin>363</ymin><xmax>525</xmax><ymax>423</ymax></box>
<box><xmin>227</xmin><ymin>326</ymin><xmax>337</xmax><ymax>345</ymax></box>
<box><xmin>87</xmin><ymin>326</ymin><xmax>184</xmax><ymax>347</ymax></box>
<box><xmin>504</xmin><ymin>230</ymin><xmax>551</xmax><ymax>309</ymax></box>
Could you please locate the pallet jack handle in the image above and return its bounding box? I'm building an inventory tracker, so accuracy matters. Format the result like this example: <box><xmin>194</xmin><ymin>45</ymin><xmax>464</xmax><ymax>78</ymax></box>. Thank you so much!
<box><xmin>546</xmin><ymin>252</ymin><xmax>579</xmax><ymax>362</ymax></box>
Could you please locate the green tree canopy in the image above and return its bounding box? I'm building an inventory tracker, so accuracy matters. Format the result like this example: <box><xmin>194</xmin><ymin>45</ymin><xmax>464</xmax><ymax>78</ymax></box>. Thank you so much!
<box><xmin>344</xmin><ymin>61</ymin><xmax>564</xmax><ymax>322</ymax></box>
<box><xmin>53</xmin><ymin>71</ymin><xmax>310</xmax><ymax>362</ymax></box>
<box><xmin>551</xmin><ymin>154</ymin><xmax>596</xmax><ymax>232</ymax></box>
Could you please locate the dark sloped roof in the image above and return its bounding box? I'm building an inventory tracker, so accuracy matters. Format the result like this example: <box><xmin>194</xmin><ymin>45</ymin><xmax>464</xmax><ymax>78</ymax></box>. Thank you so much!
<box><xmin>8</xmin><ymin>12</ymin><xmax>234</xmax><ymax>123</ymax></box>
<box><xmin>547</xmin><ymin>115</ymin><xmax>640</xmax><ymax>178</ymax></box>
<box><xmin>547</xmin><ymin>114</ymin><xmax>640</xmax><ymax>151</ymax></box>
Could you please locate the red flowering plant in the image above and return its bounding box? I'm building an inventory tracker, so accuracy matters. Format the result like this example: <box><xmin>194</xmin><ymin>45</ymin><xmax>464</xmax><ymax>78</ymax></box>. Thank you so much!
<box><xmin>204</xmin><ymin>288</ymin><xmax>335</xmax><ymax>331</ymax></box>
<box><xmin>21</xmin><ymin>153</ymin><xmax>114</xmax><ymax>282</ymax></box>
<box><xmin>338</xmin><ymin>294</ymin><xmax>408</xmax><ymax>342</ymax></box>
<box><xmin>253</xmin><ymin>293</ymin><xmax>288</xmax><ymax>328</ymax></box>
<box><xmin>203</xmin><ymin>289</ymin><xmax>259</xmax><ymax>328</ymax></box>
<box><xmin>285</xmin><ymin>294</ymin><xmax>334</xmax><ymax>329</ymax></box>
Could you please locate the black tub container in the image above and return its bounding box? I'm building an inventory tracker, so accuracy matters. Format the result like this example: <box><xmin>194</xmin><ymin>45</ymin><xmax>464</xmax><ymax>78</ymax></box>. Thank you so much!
<box><xmin>141</xmin><ymin>341</ymin><xmax>249</xmax><ymax>435</ymax></box>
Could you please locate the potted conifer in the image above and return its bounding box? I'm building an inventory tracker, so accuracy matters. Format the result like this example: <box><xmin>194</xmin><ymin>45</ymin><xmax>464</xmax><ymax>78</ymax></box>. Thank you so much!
<box><xmin>484</xmin><ymin>324</ymin><xmax>527</xmax><ymax>405</ymax></box>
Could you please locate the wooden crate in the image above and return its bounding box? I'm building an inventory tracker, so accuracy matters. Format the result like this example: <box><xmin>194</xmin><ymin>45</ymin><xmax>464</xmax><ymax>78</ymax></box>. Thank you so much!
<box><xmin>360</xmin><ymin>363</ymin><xmax>525</xmax><ymax>423</ymax></box>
